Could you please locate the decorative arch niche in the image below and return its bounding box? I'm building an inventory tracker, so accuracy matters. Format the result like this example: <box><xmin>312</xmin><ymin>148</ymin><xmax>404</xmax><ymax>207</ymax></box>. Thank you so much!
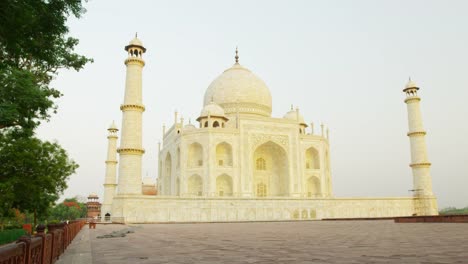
<box><xmin>305</xmin><ymin>147</ymin><xmax>320</xmax><ymax>169</ymax></box>
<box><xmin>216</xmin><ymin>174</ymin><xmax>233</xmax><ymax>196</ymax></box>
<box><xmin>188</xmin><ymin>143</ymin><xmax>203</xmax><ymax>167</ymax></box>
<box><xmin>252</xmin><ymin>141</ymin><xmax>289</xmax><ymax>197</ymax></box>
<box><xmin>216</xmin><ymin>142</ymin><xmax>233</xmax><ymax>167</ymax></box>
<box><xmin>307</xmin><ymin>176</ymin><xmax>321</xmax><ymax>197</ymax></box>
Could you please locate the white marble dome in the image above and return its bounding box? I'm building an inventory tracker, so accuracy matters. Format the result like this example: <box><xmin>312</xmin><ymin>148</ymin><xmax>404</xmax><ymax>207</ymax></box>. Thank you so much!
<box><xmin>108</xmin><ymin>121</ymin><xmax>118</xmax><ymax>131</ymax></box>
<box><xmin>200</xmin><ymin>101</ymin><xmax>225</xmax><ymax>118</ymax></box>
<box><xmin>184</xmin><ymin>123</ymin><xmax>197</xmax><ymax>130</ymax></box>
<box><xmin>203</xmin><ymin>63</ymin><xmax>272</xmax><ymax>117</ymax></box>
<box><xmin>405</xmin><ymin>79</ymin><xmax>419</xmax><ymax>89</ymax></box>
<box><xmin>283</xmin><ymin>109</ymin><xmax>306</xmax><ymax>125</ymax></box>
<box><xmin>129</xmin><ymin>37</ymin><xmax>143</xmax><ymax>47</ymax></box>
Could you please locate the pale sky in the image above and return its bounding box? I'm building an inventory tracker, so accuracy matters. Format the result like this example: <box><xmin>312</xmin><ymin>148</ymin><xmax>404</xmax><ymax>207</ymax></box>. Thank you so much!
<box><xmin>37</xmin><ymin>0</ymin><xmax>468</xmax><ymax>208</ymax></box>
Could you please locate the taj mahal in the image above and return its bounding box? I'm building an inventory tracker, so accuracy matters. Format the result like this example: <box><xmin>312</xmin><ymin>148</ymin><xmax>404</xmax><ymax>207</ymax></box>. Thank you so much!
<box><xmin>100</xmin><ymin>36</ymin><xmax>438</xmax><ymax>223</ymax></box>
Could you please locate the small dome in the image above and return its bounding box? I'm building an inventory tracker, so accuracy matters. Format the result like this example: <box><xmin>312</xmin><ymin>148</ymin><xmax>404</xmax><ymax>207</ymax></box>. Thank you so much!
<box><xmin>199</xmin><ymin>101</ymin><xmax>226</xmax><ymax>118</ymax></box>
<box><xmin>108</xmin><ymin>121</ymin><xmax>118</xmax><ymax>131</ymax></box>
<box><xmin>203</xmin><ymin>63</ymin><xmax>272</xmax><ymax>117</ymax></box>
<box><xmin>184</xmin><ymin>123</ymin><xmax>196</xmax><ymax>130</ymax></box>
<box><xmin>405</xmin><ymin>79</ymin><xmax>419</xmax><ymax>89</ymax></box>
<box><xmin>403</xmin><ymin>79</ymin><xmax>420</xmax><ymax>92</ymax></box>
<box><xmin>142</xmin><ymin>177</ymin><xmax>156</xmax><ymax>186</ymax></box>
<box><xmin>283</xmin><ymin>109</ymin><xmax>306</xmax><ymax>125</ymax></box>
<box><xmin>129</xmin><ymin>37</ymin><xmax>143</xmax><ymax>47</ymax></box>
<box><xmin>88</xmin><ymin>193</ymin><xmax>98</xmax><ymax>198</ymax></box>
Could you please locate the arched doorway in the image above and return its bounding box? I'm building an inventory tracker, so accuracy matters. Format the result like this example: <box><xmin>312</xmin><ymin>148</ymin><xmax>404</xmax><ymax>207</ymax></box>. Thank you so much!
<box><xmin>305</xmin><ymin>147</ymin><xmax>320</xmax><ymax>169</ymax></box>
<box><xmin>216</xmin><ymin>174</ymin><xmax>233</xmax><ymax>196</ymax></box>
<box><xmin>188</xmin><ymin>143</ymin><xmax>203</xmax><ymax>168</ymax></box>
<box><xmin>104</xmin><ymin>213</ymin><xmax>111</xmax><ymax>222</ymax></box>
<box><xmin>253</xmin><ymin>141</ymin><xmax>289</xmax><ymax>197</ymax></box>
<box><xmin>307</xmin><ymin>176</ymin><xmax>321</xmax><ymax>197</ymax></box>
<box><xmin>216</xmin><ymin>142</ymin><xmax>233</xmax><ymax>167</ymax></box>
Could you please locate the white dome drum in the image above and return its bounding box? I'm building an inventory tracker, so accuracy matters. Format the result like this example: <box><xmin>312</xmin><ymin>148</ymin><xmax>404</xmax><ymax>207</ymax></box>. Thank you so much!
<box><xmin>203</xmin><ymin>63</ymin><xmax>272</xmax><ymax>117</ymax></box>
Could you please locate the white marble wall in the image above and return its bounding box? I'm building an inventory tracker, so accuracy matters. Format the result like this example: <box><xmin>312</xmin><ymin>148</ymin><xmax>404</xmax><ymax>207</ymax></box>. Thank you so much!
<box><xmin>158</xmin><ymin>117</ymin><xmax>332</xmax><ymax>198</ymax></box>
<box><xmin>110</xmin><ymin>195</ymin><xmax>437</xmax><ymax>223</ymax></box>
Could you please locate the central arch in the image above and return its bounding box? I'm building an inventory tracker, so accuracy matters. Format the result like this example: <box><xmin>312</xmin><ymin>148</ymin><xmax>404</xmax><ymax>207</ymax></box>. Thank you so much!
<box><xmin>252</xmin><ymin>141</ymin><xmax>289</xmax><ymax>197</ymax></box>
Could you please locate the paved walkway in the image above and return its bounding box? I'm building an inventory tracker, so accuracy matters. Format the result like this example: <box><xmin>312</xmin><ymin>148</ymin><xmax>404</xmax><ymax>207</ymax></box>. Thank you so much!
<box><xmin>56</xmin><ymin>226</ymin><xmax>92</xmax><ymax>264</ymax></box>
<box><xmin>61</xmin><ymin>221</ymin><xmax>468</xmax><ymax>263</ymax></box>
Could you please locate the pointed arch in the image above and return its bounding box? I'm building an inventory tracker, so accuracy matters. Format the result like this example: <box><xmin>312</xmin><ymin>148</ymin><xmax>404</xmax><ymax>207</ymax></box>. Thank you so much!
<box><xmin>253</xmin><ymin>141</ymin><xmax>289</xmax><ymax>197</ymax></box>
<box><xmin>305</xmin><ymin>147</ymin><xmax>320</xmax><ymax>169</ymax></box>
<box><xmin>307</xmin><ymin>176</ymin><xmax>321</xmax><ymax>197</ymax></box>
<box><xmin>216</xmin><ymin>174</ymin><xmax>233</xmax><ymax>196</ymax></box>
<box><xmin>188</xmin><ymin>143</ymin><xmax>203</xmax><ymax>167</ymax></box>
<box><xmin>216</xmin><ymin>142</ymin><xmax>233</xmax><ymax>167</ymax></box>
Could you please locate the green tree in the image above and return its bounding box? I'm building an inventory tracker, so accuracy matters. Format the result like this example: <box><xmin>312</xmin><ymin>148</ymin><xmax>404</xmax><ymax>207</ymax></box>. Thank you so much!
<box><xmin>49</xmin><ymin>197</ymin><xmax>87</xmax><ymax>221</ymax></box>
<box><xmin>0</xmin><ymin>134</ymin><xmax>78</xmax><ymax>226</ymax></box>
<box><xmin>0</xmin><ymin>0</ymin><xmax>92</xmax><ymax>132</ymax></box>
<box><xmin>49</xmin><ymin>204</ymin><xmax>79</xmax><ymax>221</ymax></box>
<box><xmin>0</xmin><ymin>0</ymin><xmax>92</xmax><ymax>227</ymax></box>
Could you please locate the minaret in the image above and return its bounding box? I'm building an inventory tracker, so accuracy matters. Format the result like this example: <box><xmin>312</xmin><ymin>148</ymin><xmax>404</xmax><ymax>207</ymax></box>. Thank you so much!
<box><xmin>403</xmin><ymin>79</ymin><xmax>437</xmax><ymax>215</ymax></box>
<box><xmin>117</xmin><ymin>35</ymin><xmax>146</xmax><ymax>195</ymax></box>
<box><xmin>101</xmin><ymin>121</ymin><xmax>119</xmax><ymax>215</ymax></box>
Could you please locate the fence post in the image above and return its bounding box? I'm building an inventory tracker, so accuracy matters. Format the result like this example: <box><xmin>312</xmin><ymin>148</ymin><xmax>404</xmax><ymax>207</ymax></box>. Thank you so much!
<box><xmin>47</xmin><ymin>224</ymin><xmax>59</xmax><ymax>263</ymax></box>
<box><xmin>63</xmin><ymin>223</ymin><xmax>69</xmax><ymax>250</ymax></box>
<box><xmin>37</xmin><ymin>224</ymin><xmax>53</xmax><ymax>264</ymax></box>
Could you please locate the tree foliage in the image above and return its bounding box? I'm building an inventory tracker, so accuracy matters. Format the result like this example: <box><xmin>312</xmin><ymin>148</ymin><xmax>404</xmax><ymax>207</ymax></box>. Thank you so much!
<box><xmin>0</xmin><ymin>133</ymin><xmax>78</xmax><ymax>221</ymax></box>
<box><xmin>439</xmin><ymin>206</ymin><xmax>468</xmax><ymax>215</ymax></box>
<box><xmin>0</xmin><ymin>0</ymin><xmax>92</xmax><ymax>224</ymax></box>
<box><xmin>49</xmin><ymin>197</ymin><xmax>87</xmax><ymax>221</ymax></box>
<box><xmin>0</xmin><ymin>0</ymin><xmax>92</xmax><ymax>132</ymax></box>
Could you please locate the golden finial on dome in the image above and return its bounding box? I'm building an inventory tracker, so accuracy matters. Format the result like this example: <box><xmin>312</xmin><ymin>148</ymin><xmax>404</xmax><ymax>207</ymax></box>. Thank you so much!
<box><xmin>235</xmin><ymin>46</ymin><xmax>239</xmax><ymax>64</ymax></box>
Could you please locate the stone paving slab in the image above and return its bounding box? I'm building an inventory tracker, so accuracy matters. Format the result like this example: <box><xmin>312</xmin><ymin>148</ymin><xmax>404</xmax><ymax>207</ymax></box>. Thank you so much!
<box><xmin>62</xmin><ymin>221</ymin><xmax>468</xmax><ymax>263</ymax></box>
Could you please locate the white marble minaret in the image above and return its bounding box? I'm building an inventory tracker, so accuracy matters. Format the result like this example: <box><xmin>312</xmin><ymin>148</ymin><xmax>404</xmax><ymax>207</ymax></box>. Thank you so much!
<box><xmin>403</xmin><ymin>79</ymin><xmax>437</xmax><ymax>215</ymax></box>
<box><xmin>116</xmin><ymin>36</ymin><xmax>146</xmax><ymax>195</ymax></box>
<box><xmin>101</xmin><ymin>121</ymin><xmax>119</xmax><ymax>215</ymax></box>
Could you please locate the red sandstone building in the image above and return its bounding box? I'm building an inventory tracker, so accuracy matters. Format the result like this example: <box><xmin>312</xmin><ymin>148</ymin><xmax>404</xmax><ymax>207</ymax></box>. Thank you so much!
<box><xmin>86</xmin><ymin>193</ymin><xmax>101</xmax><ymax>219</ymax></box>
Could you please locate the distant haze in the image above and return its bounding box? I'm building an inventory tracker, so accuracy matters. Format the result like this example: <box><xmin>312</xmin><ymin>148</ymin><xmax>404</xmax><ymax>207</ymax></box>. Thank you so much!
<box><xmin>36</xmin><ymin>0</ymin><xmax>468</xmax><ymax>208</ymax></box>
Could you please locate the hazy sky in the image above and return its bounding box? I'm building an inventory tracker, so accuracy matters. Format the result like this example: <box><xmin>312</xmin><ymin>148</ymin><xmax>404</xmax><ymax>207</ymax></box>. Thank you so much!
<box><xmin>37</xmin><ymin>0</ymin><xmax>468</xmax><ymax>208</ymax></box>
